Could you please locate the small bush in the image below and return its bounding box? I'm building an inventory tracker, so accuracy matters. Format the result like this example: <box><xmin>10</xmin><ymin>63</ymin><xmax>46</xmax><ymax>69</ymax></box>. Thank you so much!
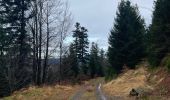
<box><xmin>148</xmin><ymin>53</ymin><xmax>161</xmax><ymax>68</ymax></box>
<box><xmin>162</xmin><ymin>56</ymin><xmax>170</xmax><ymax>72</ymax></box>
<box><xmin>105</xmin><ymin>67</ymin><xmax>117</xmax><ymax>81</ymax></box>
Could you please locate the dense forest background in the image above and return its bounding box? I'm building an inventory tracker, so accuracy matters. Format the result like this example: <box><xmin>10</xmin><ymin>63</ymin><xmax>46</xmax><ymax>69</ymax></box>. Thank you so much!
<box><xmin>0</xmin><ymin>0</ymin><xmax>170</xmax><ymax>98</ymax></box>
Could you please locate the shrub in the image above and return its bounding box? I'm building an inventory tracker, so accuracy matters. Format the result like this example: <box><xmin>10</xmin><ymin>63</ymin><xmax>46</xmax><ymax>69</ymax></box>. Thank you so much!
<box><xmin>162</xmin><ymin>55</ymin><xmax>170</xmax><ymax>72</ymax></box>
<box><xmin>105</xmin><ymin>67</ymin><xmax>117</xmax><ymax>81</ymax></box>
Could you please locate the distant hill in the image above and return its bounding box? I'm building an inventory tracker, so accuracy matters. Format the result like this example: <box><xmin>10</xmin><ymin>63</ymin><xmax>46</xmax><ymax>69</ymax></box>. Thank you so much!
<box><xmin>47</xmin><ymin>58</ymin><xmax>59</xmax><ymax>65</ymax></box>
<box><xmin>41</xmin><ymin>58</ymin><xmax>59</xmax><ymax>65</ymax></box>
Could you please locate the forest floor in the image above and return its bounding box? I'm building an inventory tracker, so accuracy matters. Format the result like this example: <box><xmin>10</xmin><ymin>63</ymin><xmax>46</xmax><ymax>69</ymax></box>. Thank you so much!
<box><xmin>2</xmin><ymin>62</ymin><xmax>170</xmax><ymax>100</ymax></box>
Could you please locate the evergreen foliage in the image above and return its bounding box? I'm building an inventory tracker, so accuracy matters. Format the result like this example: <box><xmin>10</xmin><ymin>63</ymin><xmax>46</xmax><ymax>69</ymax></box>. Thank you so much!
<box><xmin>98</xmin><ymin>49</ymin><xmax>105</xmax><ymax>76</ymax></box>
<box><xmin>68</xmin><ymin>43</ymin><xmax>79</xmax><ymax>77</ymax></box>
<box><xmin>89</xmin><ymin>42</ymin><xmax>99</xmax><ymax>78</ymax></box>
<box><xmin>0</xmin><ymin>23</ymin><xmax>11</xmax><ymax>97</ymax></box>
<box><xmin>89</xmin><ymin>43</ymin><xmax>104</xmax><ymax>78</ymax></box>
<box><xmin>0</xmin><ymin>66</ymin><xmax>11</xmax><ymax>97</ymax></box>
<box><xmin>108</xmin><ymin>0</ymin><xmax>145</xmax><ymax>73</ymax></box>
<box><xmin>72</xmin><ymin>22</ymin><xmax>89</xmax><ymax>74</ymax></box>
<box><xmin>0</xmin><ymin>0</ymin><xmax>33</xmax><ymax>96</ymax></box>
<box><xmin>148</xmin><ymin>0</ymin><xmax>170</xmax><ymax>67</ymax></box>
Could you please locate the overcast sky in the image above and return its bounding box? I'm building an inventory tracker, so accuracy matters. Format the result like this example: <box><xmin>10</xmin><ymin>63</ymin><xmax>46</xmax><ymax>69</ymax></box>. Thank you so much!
<box><xmin>67</xmin><ymin>0</ymin><xmax>154</xmax><ymax>50</ymax></box>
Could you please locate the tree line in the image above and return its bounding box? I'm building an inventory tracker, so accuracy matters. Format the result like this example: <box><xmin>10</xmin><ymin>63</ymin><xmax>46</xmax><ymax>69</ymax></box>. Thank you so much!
<box><xmin>60</xmin><ymin>22</ymin><xmax>106</xmax><ymax>81</ymax></box>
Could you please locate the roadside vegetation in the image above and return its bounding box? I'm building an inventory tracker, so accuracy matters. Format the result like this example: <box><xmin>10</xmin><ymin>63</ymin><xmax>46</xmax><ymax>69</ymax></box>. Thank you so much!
<box><xmin>3</xmin><ymin>85</ymin><xmax>80</xmax><ymax>100</ymax></box>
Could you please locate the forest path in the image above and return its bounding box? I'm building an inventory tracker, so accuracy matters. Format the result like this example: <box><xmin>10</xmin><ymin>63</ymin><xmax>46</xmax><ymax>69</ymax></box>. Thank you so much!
<box><xmin>70</xmin><ymin>86</ymin><xmax>86</xmax><ymax>100</ymax></box>
<box><xmin>71</xmin><ymin>77</ymin><xmax>107</xmax><ymax>100</ymax></box>
<box><xmin>96</xmin><ymin>83</ymin><xmax>107</xmax><ymax>100</ymax></box>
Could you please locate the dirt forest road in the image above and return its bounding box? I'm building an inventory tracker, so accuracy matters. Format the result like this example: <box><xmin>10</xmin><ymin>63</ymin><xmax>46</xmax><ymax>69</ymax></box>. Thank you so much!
<box><xmin>71</xmin><ymin>87</ymin><xmax>86</xmax><ymax>100</ymax></box>
<box><xmin>96</xmin><ymin>83</ymin><xmax>107</xmax><ymax>100</ymax></box>
<box><xmin>71</xmin><ymin>78</ymin><xmax>107</xmax><ymax>100</ymax></box>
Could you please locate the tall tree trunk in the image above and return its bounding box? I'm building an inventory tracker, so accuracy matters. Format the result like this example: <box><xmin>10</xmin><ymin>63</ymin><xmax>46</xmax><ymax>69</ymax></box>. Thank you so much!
<box><xmin>19</xmin><ymin>0</ymin><xmax>26</xmax><ymax>69</ymax></box>
<box><xmin>37</xmin><ymin>0</ymin><xmax>43</xmax><ymax>85</ymax></box>
<box><xmin>59</xmin><ymin>36</ymin><xmax>62</xmax><ymax>84</ymax></box>
<box><xmin>32</xmin><ymin>21</ymin><xmax>37</xmax><ymax>84</ymax></box>
<box><xmin>42</xmin><ymin>3</ymin><xmax>49</xmax><ymax>83</ymax></box>
<box><xmin>32</xmin><ymin>0</ymin><xmax>39</xmax><ymax>85</ymax></box>
<box><xmin>35</xmin><ymin>0</ymin><xmax>39</xmax><ymax>85</ymax></box>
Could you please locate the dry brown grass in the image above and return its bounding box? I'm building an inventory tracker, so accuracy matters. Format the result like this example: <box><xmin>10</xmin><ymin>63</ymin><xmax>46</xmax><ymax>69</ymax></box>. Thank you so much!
<box><xmin>3</xmin><ymin>85</ymin><xmax>80</xmax><ymax>100</ymax></box>
<box><xmin>103</xmin><ymin>67</ymin><xmax>153</xmax><ymax>97</ymax></box>
<box><xmin>103</xmin><ymin>63</ymin><xmax>170</xmax><ymax>100</ymax></box>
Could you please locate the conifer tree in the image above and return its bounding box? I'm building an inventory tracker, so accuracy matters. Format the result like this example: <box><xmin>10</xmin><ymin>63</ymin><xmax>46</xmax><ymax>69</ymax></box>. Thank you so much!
<box><xmin>0</xmin><ymin>66</ymin><xmax>11</xmax><ymax>97</ymax></box>
<box><xmin>68</xmin><ymin>43</ymin><xmax>79</xmax><ymax>77</ymax></box>
<box><xmin>108</xmin><ymin>0</ymin><xmax>145</xmax><ymax>73</ymax></box>
<box><xmin>72</xmin><ymin>22</ymin><xmax>89</xmax><ymax>74</ymax></box>
<box><xmin>98</xmin><ymin>49</ymin><xmax>105</xmax><ymax>76</ymax></box>
<box><xmin>89</xmin><ymin>42</ymin><xmax>99</xmax><ymax>78</ymax></box>
<box><xmin>0</xmin><ymin>22</ymin><xmax>11</xmax><ymax>97</ymax></box>
<box><xmin>0</xmin><ymin>0</ymin><xmax>33</xmax><ymax>92</ymax></box>
<box><xmin>79</xmin><ymin>27</ymin><xmax>89</xmax><ymax>74</ymax></box>
<box><xmin>148</xmin><ymin>0</ymin><xmax>170</xmax><ymax>66</ymax></box>
<box><xmin>89</xmin><ymin>43</ymin><xmax>104</xmax><ymax>77</ymax></box>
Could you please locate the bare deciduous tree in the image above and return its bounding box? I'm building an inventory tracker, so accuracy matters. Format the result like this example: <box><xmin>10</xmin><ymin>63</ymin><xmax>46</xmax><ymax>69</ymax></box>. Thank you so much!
<box><xmin>29</xmin><ymin>0</ymin><xmax>72</xmax><ymax>85</ymax></box>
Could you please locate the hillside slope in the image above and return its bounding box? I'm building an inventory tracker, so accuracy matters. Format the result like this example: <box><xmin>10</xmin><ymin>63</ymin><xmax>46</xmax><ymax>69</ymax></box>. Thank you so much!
<box><xmin>2</xmin><ymin>64</ymin><xmax>170</xmax><ymax>100</ymax></box>
<box><xmin>103</xmin><ymin>64</ymin><xmax>170</xmax><ymax>99</ymax></box>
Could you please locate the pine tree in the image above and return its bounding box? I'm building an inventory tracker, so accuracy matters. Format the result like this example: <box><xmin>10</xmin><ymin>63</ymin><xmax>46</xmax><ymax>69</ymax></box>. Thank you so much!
<box><xmin>15</xmin><ymin>0</ymin><xmax>32</xmax><ymax>69</ymax></box>
<box><xmin>0</xmin><ymin>22</ymin><xmax>9</xmax><ymax>56</ymax></box>
<box><xmin>72</xmin><ymin>22</ymin><xmax>89</xmax><ymax>74</ymax></box>
<box><xmin>79</xmin><ymin>27</ymin><xmax>89</xmax><ymax>74</ymax></box>
<box><xmin>98</xmin><ymin>49</ymin><xmax>105</xmax><ymax>76</ymax></box>
<box><xmin>148</xmin><ymin>0</ymin><xmax>170</xmax><ymax>66</ymax></box>
<box><xmin>89</xmin><ymin>42</ymin><xmax>104</xmax><ymax>77</ymax></box>
<box><xmin>89</xmin><ymin>42</ymin><xmax>99</xmax><ymax>78</ymax></box>
<box><xmin>108</xmin><ymin>0</ymin><xmax>145</xmax><ymax>74</ymax></box>
<box><xmin>69</xmin><ymin>43</ymin><xmax>79</xmax><ymax>77</ymax></box>
<box><xmin>15</xmin><ymin>0</ymin><xmax>32</xmax><ymax>89</ymax></box>
<box><xmin>0</xmin><ymin>0</ymin><xmax>33</xmax><ymax>91</ymax></box>
<box><xmin>0</xmin><ymin>66</ymin><xmax>11</xmax><ymax>97</ymax></box>
<box><xmin>0</xmin><ymin>22</ymin><xmax>11</xmax><ymax>97</ymax></box>
<box><xmin>73</xmin><ymin>23</ymin><xmax>80</xmax><ymax>55</ymax></box>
